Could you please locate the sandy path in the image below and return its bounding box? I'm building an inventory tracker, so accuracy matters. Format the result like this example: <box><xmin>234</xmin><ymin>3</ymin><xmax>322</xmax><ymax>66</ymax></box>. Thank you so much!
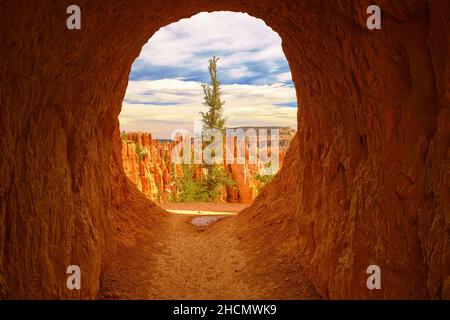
<box><xmin>100</xmin><ymin>213</ymin><xmax>256</xmax><ymax>299</ymax></box>
<box><xmin>99</xmin><ymin>206</ymin><xmax>320</xmax><ymax>299</ymax></box>
<box><xmin>147</xmin><ymin>214</ymin><xmax>257</xmax><ymax>299</ymax></box>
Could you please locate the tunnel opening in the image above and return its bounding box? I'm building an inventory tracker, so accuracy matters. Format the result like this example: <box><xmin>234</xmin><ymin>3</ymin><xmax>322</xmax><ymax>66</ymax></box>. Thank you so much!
<box><xmin>1</xmin><ymin>1</ymin><xmax>448</xmax><ymax>300</ymax></box>
<box><xmin>118</xmin><ymin>11</ymin><xmax>298</xmax><ymax>220</ymax></box>
<box><xmin>98</xmin><ymin>11</ymin><xmax>309</xmax><ymax>299</ymax></box>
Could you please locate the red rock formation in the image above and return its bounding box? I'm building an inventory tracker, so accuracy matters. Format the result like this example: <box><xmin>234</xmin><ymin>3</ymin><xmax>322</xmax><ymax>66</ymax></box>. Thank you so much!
<box><xmin>121</xmin><ymin>129</ymin><xmax>293</xmax><ymax>204</ymax></box>
<box><xmin>223</xmin><ymin>127</ymin><xmax>294</xmax><ymax>203</ymax></box>
<box><xmin>121</xmin><ymin>132</ymin><xmax>179</xmax><ymax>203</ymax></box>
<box><xmin>0</xmin><ymin>0</ymin><xmax>448</xmax><ymax>299</ymax></box>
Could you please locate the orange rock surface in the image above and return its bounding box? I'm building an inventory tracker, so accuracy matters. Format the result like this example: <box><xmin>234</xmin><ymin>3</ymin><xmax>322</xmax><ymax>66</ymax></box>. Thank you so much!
<box><xmin>121</xmin><ymin>132</ymin><xmax>179</xmax><ymax>203</ymax></box>
<box><xmin>0</xmin><ymin>0</ymin><xmax>448</xmax><ymax>299</ymax></box>
<box><xmin>121</xmin><ymin>129</ymin><xmax>294</xmax><ymax>204</ymax></box>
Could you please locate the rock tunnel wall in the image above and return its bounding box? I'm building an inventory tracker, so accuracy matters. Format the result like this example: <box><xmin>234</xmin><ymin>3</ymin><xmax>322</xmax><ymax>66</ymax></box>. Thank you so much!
<box><xmin>0</xmin><ymin>0</ymin><xmax>448</xmax><ymax>298</ymax></box>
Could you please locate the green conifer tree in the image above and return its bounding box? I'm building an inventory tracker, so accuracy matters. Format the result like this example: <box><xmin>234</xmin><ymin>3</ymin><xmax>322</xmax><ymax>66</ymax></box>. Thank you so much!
<box><xmin>199</xmin><ymin>56</ymin><xmax>234</xmax><ymax>201</ymax></box>
<box><xmin>200</xmin><ymin>56</ymin><xmax>226</xmax><ymax>131</ymax></box>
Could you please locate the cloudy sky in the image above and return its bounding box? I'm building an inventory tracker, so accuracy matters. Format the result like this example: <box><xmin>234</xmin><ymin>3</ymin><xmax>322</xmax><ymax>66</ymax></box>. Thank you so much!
<box><xmin>119</xmin><ymin>11</ymin><xmax>297</xmax><ymax>139</ymax></box>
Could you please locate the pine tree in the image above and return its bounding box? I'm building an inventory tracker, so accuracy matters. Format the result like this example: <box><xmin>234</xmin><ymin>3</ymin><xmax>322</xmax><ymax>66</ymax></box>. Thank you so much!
<box><xmin>135</xmin><ymin>142</ymin><xmax>144</xmax><ymax>161</ymax></box>
<box><xmin>200</xmin><ymin>56</ymin><xmax>226</xmax><ymax>131</ymax></box>
<box><xmin>199</xmin><ymin>56</ymin><xmax>234</xmax><ymax>201</ymax></box>
<box><xmin>173</xmin><ymin>164</ymin><xmax>209</xmax><ymax>202</ymax></box>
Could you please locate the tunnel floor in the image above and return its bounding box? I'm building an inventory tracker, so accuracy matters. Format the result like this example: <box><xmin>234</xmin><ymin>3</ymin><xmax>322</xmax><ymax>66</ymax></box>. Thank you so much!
<box><xmin>98</xmin><ymin>207</ymin><xmax>320</xmax><ymax>299</ymax></box>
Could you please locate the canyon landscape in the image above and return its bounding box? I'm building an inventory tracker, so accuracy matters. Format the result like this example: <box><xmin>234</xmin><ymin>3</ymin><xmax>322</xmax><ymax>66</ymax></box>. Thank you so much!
<box><xmin>0</xmin><ymin>0</ymin><xmax>449</xmax><ymax>301</ymax></box>
<box><xmin>121</xmin><ymin>127</ymin><xmax>295</xmax><ymax>204</ymax></box>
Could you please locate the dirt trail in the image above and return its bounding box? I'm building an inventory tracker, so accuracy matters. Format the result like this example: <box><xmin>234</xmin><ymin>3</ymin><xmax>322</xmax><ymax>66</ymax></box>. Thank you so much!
<box><xmin>99</xmin><ymin>205</ymin><xmax>320</xmax><ymax>299</ymax></box>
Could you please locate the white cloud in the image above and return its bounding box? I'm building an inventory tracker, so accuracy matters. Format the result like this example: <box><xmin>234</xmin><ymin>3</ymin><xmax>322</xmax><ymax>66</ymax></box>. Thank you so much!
<box><xmin>276</xmin><ymin>72</ymin><xmax>293</xmax><ymax>83</ymax></box>
<box><xmin>227</xmin><ymin>66</ymin><xmax>255</xmax><ymax>79</ymax></box>
<box><xmin>120</xmin><ymin>12</ymin><xmax>297</xmax><ymax>137</ymax></box>
<box><xmin>139</xmin><ymin>12</ymin><xmax>283</xmax><ymax>67</ymax></box>
<box><xmin>120</xmin><ymin>79</ymin><xmax>297</xmax><ymax>138</ymax></box>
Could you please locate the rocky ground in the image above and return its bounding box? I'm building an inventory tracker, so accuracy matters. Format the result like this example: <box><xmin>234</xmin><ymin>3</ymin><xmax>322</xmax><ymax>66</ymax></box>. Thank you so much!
<box><xmin>98</xmin><ymin>203</ymin><xmax>320</xmax><ymax>299</ymax></box>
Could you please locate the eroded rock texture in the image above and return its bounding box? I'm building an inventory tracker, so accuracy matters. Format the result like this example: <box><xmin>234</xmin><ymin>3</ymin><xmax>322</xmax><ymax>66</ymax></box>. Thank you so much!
<box><xmin>121</xmin><ymin>132</ymin><xmax>179</xmax><ymax>203</ymax></box>
<box><xmin>0</xmin><ymin>0</ymin><xmax>448</xmax><ymax>299</ymax></box>
<box><xmin>121</xmin><ymin>129</ymin><xmax>293</xmax><ymax>204</ymax></box>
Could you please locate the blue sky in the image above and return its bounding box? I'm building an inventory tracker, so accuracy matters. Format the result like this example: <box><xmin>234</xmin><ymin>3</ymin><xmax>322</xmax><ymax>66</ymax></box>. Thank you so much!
<box><xmin>119</xmin><ymin>11</ymin><xmax>297</xmax><ymax>138</ymax></box>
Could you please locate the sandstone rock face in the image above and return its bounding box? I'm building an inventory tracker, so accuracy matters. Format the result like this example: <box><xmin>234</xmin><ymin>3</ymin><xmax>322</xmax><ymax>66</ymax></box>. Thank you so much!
<box><xmin>121</xmin><ymin>129</ymin><xmax>293</xmax><ymax>204</ymax></box>
<box><xmin>224</xmin><ymin>127</ymin><xmax>295</xmax><ymax>203</ymax></box>
<box><xmin>121</xmin><ymin>132</ymin><xmax>178</xmax><ymax>203</ymax></box>
<box><xmin>0</xmin><ymin>0</ymin><xmax>448</xmax><ymax>299</ymax></box>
